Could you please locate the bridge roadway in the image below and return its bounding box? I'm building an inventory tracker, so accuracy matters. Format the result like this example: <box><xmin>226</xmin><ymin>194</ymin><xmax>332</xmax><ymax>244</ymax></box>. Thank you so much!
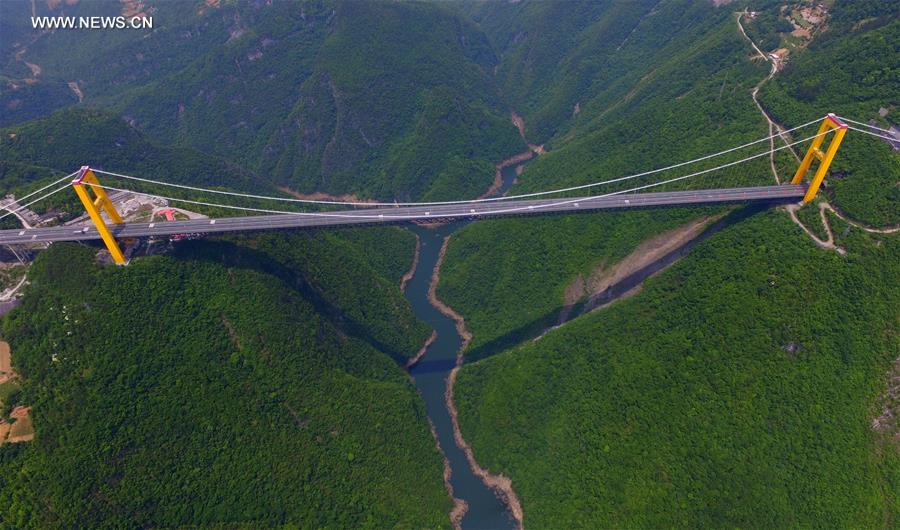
<box><xmin>0</xmin><ymin>184</ymin><xmax>806</xmax><ymax>245</ymax></box>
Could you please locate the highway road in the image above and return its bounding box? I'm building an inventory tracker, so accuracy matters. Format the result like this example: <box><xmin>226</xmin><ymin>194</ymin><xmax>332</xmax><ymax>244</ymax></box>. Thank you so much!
<box><xmin>0</xmin><ymin>184</ymin><xmax>806</xmax><ymax>245</ymax></box>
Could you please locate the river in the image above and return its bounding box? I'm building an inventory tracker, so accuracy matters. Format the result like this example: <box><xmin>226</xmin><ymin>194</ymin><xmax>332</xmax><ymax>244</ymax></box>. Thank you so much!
<box><xmin>405</xmin><ymin>162</ymin><xmax>522</xmax><ymax>530</ymax></box>
<box><xmin>402</xmin><ymin>155</ymin><xmax>771</xmax><ymax>529</ymax></box>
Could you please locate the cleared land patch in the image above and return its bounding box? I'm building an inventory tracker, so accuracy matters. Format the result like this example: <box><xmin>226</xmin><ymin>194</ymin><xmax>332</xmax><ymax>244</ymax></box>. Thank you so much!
<box><xmin>0</xmin><ymin>341</ymin><xmax>33</xmax><ymax>445</ymax></box>
<box><xmin>0</xmin><ymin>340</ymin><xmax>11</xmax><ymax>376</ymax></box>
<box><xmin>6</xmin><ymin>406</ymin><xmax>33</xmax><ymax>443</ymax></box>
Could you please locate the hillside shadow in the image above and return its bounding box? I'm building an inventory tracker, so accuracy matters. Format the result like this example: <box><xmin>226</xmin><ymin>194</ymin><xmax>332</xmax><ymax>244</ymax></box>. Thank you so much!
<box><xmin>408</xmin><ymin>358</ymin><xmax>459</xmax><ymax>374</ymax></box>
<box><xmin>170</xmin><ymin>237</ymin><xmax>412</xmax><ymax>365</ymax></box>
<box><xmin>463</xmin><ymin>203</ymin><xmax>771</xmax><ymax>363</ymax></box>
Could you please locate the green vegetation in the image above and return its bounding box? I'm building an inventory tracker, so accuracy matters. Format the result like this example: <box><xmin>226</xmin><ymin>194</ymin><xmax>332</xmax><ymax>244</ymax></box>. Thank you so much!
<box><xmin>0</xmin><ymin>107</ymin><xmax>271</xmax><ymax>224</ymax></box>
<box><xmin>236</xmin><ymin>229</ymin><xmax>431</xmax><ymax>362</ymax></box>
<box><xmin>0</xmin><ymin>265</ymin><xmax>26</xmax><ymax>292</ymax></box>
<box><xmin>456</xmin><ymin>210</ymin><xmax>900</xmax><ymax>527</ymax></box>
<box><xmin>0</xmin><ymin>109</ymin><xmax>340</xmax><ymax>227</ymax></box>
<box><xmin>465</xmin><ymin>1</ymin><xmax>764</xmax><ymax>145</ymax></box>
<box><xmin>257</xmin><ymin>1</ymin><xmax>522</xmax><ymax>200</ymax></box>
<box><xmin>741</xmin><ymin>4</ymin><xmax>796</xmax><ymax>52</ymax></box>
<box><xmin>0</xmin><ymin>380</ymin><xmax>21</xmax><ymax>421</ymax></box>
<box><xmin>794</xmin><ymin>200</ymin><xmax>829</xmax><ymax>240</ymax></box>
<box><xmin>463</xmin><ymin>1</ymin><xmax>662</xmax><ymax>143</ymax></box>
<box><xmin>0</xmin><ymin>1</ymin><xmax>896</xmax><ymax>526</ymax></box>
<box><xmin>438</xmin><ymin>1</ymin><xmax>780</xmax><ymax>360</ymax></box>
<box><xmin>438</xmin><ymin>207</ymin><xmax>720</xmax><ymax>360</ymax></box>
<box><xmin>0</xmin><ymin>108</ymin><xmax>258</xmax><ymax>190</ymax></box>
<box><xmin>0</xmin><ymin>238</ymin><xmax>448</xmax><ymax>528</ymax></box>
<box><xmin>2</xmin><ymin>0</ymin><xmax>523</xmax><ymax>201</ymax></box>
<box><xmin>0</xmin><ymin>380</ymin><xmax>21</xmax><ymax>409</ymax></box>
<box><xmin>0</xmin><ymin>0</ymin><xmax>250</xmax><ymax>126</ymax></box>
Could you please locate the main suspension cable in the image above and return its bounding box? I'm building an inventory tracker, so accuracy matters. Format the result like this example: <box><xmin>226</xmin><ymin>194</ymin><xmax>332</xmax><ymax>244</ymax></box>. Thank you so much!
<box><xmin>0</xmin><ymin>171</ymin><xmax>78</xmax><ymax>215</ymax></box>
<box><xmin>0</xmin><ymin>181</ymin><xmax>74</xmax><ymax>223</ymax></box>
<box><xmin>81</xmin><ymin>128</ymin><xmax>832</xmax><ymax>222</ymax></box>
<box><xmin>838</xmin><ymin>116</ymin><xmax>894</xmax><ymax>135</ymax></box>
<box><xmin>90</xmin><ymin>117</ymin><xmax>823</xmax><ymax>207</ymax></box>
<box><xmin>845</xmin><ymin>125</ymin><xmax>898</xmax><ymax>143</ymax></box>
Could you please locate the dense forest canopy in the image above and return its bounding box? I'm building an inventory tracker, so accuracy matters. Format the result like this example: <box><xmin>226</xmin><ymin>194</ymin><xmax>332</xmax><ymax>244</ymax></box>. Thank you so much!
<box><xmin>455</xmin><ymin>209</ymin><xmax>900</xmax><ymax>527</ymax></box>
<box><xmin>0</xmin><ymin>235</ymin><xmax>448</xmax><ymax>528</ymax></box>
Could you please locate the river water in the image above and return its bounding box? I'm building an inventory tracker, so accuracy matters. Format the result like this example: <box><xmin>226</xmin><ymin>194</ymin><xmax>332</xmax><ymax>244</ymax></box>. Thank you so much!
<box><xmin>401</xmin><ymin>159</ymin><xmax>764</xmax><ymax>528</ymax></box>
<box><xmin>405</xmin><ymin>163</ymin><xmax>520</xmax><ymax>530</ymax></box>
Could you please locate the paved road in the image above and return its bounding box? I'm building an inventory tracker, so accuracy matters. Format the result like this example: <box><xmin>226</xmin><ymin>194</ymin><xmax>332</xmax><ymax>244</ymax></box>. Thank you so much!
<box><xmin>0</xmin><ymin>185</ymin><xmax>806</xmax><ymax>245</ymax></box>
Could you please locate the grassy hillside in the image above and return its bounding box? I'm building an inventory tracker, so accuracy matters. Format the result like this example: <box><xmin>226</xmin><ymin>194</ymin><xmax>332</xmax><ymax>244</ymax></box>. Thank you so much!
<box><xmin>0</xmin><ymin>234</ymin><xmax>447</xmax><ymax>528</ymax></box>
<box><xmin>455</xmin><ymin>209</ymin><xmax>900</xmax><ymax>527</ymax></box>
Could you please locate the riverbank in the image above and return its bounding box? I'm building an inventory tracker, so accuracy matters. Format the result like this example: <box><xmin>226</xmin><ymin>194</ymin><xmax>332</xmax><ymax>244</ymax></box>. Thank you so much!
<box><xmin>477</xmin><ymin>111</ymin><xmax>546</xmax><ymax>199</ymax></box>
<box><xmin>580</xmin><ymin>215</ymin><xmax>714</xmax><ymax>313</ymax></box>
<box><xmin>405</xmin><ymin>222</ymin><xmax>517</xmax><ymax>529</ymax></box>
<box><xmin>428</xmin><ymin>236</ymin><xmax>525</xmax><ymax>529</ymax></box>
<box><xmin>430</xmin><ymin>417</ymin><xmax>469</xmax><ymax>530</ymax></box>
<box><xmin>403</xmin><ymin>111</ymin><xmax>543</xmax><ymax>528</ymax></box>
<box><xmin>510</xmin><ymin>112</ymin><xmax>545</xmax><ymax>155</ymax></box>
<box><xmin>400</xmin><ymin>234</ymin><xmax>421</xmax><ymax>292</ymax></box>
<box><xmin>406</xmin><ymin>330</ymin><xmax>437</xmax><ymax>370</ymax></box>
<box><xmin>428</xmin><ymin>238</ymin><xmax>472</xmax><ymax>347</ymax></box>
<box><xmin>479</xmin><ymin>148</ymin><xmax>540</xmax><ymax>200</ymax></box>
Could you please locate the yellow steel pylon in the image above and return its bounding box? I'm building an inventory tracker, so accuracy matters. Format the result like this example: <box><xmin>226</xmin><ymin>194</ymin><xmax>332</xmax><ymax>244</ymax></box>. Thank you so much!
<box><xmin>72</xmin><ymin>166</ymin><xmax>127</xmax><ymax>265</ymax></box>
<box><xmin>791</xmin><ymin>113</ymin><xmax>847</xmax><ymax>203</ymax></box>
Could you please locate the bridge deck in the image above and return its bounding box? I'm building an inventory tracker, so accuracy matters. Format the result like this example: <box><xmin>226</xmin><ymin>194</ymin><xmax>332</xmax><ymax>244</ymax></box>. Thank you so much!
<box><xmin>0</xmin><ymin>184</ymin><xmax>806</xmax><ymax>245</ymax></box>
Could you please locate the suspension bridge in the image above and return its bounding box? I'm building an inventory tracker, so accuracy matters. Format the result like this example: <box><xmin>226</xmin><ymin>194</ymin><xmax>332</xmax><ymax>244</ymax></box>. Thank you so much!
<box><xmin>0</xmin><ymin>114</ymin><xmax>890</xmax><ymax>265</ymax></box>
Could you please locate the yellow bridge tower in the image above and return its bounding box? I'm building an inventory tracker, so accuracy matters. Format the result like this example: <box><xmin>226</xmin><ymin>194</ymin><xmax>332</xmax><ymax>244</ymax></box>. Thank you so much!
<box><xmin>72</xmin><ymin>166</ymin><xmax>127</xmax><ymax>265</ymax></box>
<box><xmin>791</xmin><ymin>113</ymin><xmax>847</xmax><ymax>203</ymax></box>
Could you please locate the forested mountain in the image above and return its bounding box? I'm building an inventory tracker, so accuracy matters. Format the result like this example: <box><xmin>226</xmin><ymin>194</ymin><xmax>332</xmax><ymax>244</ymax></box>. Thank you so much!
<box><xmin>0</xmin><ymin>0</ymin><xmax>897</xmax><ymax>528</ymax></box>
<box><xmin>441</xmin><ymin>0</ymin><xmax>898</xmax><ymax>357</ymax></box>
<box><xmin>0</xmin><ymin>231</ymin><xmax>447</xmax><ymax>528</ymax></box>
<box><xmin>0</xmin><ymin>108</ymin><xmax>271</xmax><ymax>227</ymax></box>
<box><xmin>441</xmin><ymin>0</ymin><xmax>900</xmax><ymax>526</ymax></box>
<box><xmin>1</xmin><ymin>68</ymin><xmax>449</xmax><ymax>526</ymax></box>
<box><xmin>1</xmin><ymin>0</ymin><xmax>522</xmax><ymax>200</ymax></box>
<box><xmin>0</xmin><ymin>108</ymin><xmax>257</xmax><ymax>189</ymax></box>
<box><xmin>456</xmin><ymin>208</ymin><xmax>900</xmax><ymax>528</ymax></box>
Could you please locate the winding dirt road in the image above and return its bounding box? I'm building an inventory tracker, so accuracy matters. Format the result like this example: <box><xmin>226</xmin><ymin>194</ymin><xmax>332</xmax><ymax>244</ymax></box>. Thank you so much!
<box><xmin>736</xmin><ymin>11</ymin><xmax>801</xmax><ymax>185</ymax></box>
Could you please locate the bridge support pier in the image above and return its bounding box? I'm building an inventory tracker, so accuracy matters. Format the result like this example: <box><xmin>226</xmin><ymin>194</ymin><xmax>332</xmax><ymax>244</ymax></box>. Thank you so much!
<box><xmin>72</xmin><ymin>166</ymin><xmax>127</xmax><ymax>265</ymax></box>
<box><xmin>791</xmin><ymin>113</ymin><xmax>847</xmax><ymax>203</ymax></box>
